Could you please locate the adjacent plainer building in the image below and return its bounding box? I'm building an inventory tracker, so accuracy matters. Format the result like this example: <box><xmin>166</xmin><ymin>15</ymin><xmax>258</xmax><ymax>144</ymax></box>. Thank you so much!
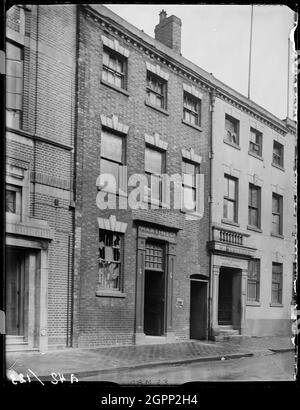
<box><xmin>5</xmin><ymin>4</ymin><xmax>296</xmax><ymax>351</ymax></box>
<box><xmin>5</xmin><ymin>5</ymin><xmax>76</xmax><ymax>351</ymax></box>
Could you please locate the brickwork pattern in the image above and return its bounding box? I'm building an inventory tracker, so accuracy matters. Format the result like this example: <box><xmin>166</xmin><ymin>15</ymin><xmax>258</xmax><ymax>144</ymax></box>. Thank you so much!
<box><xmin>74</xmin><ymin>10</ymin><xmax>211</xmax><ymax>346</ymax></box>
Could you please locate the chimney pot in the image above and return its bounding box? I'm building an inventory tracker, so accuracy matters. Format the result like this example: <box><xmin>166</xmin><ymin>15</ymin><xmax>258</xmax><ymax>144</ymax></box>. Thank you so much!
<box><xmin>159</xmin><ymin>9</ymin><xmax>167</xmax><ymax>22</ymax></box>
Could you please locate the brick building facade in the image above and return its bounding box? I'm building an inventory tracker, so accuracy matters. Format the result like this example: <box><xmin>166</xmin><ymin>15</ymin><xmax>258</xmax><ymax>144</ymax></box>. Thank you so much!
<box><xmin>5</xmin><ymin>4</ymin><xmax>296</xmax><ymax>351</ymax></box>
<box><xmin>5</xmin><ymin>5</ymin><xmax>76</xmax><ymax>351</ymax></box>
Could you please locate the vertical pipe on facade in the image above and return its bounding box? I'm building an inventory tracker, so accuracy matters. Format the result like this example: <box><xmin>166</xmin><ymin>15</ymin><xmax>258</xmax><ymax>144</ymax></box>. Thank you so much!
<box><xmin>68</xmin><ymin>4</ymin><xmax>80</xmax><ymax>348</ymax></box>
<box><xmin>208</xmin><ymin>89</ymin><xmax>216</xmax><ymax>339</ymax></box>
<box><xmin>32</xmin><ymin>4</ymin><xmax>39</xmax><ymax>217</ymax></box>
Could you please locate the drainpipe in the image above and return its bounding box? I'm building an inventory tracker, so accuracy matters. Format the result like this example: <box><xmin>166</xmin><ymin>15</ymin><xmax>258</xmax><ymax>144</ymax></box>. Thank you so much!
<box><xmin>208</xmin><ymin>88</ymin><xmax>216</xmax><ymax>339</ymax></box>
<box><xmin>32</xmin><ymin>4</ymin><xmax>39</xmax><ymax>217</ymax></box>
<box><xmin>68</xmin><ymin>4</ymin><xmax>80</xmax><ymax>348</ymax></box>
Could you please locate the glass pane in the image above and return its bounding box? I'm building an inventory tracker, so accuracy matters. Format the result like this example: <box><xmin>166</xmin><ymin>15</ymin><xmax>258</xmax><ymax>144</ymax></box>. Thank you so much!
<box><xmin>150</xmin><ymin>175</ymin><xmax>161</xmax><ymax>201</ymax></box>
<box><xmin>183</xmin><ymin>186</ymin><xmax>196</xmax><ymax>211</ymax></box>
<box><xmin>223</xmin><ymin>176</ymin><xmax>228</xmax><ymax>196</ymax></box>
<box><xmin>101</xmin><ymin>131</ymin><xmax>123</xmax><ymax>162</ymax></box>
<box><xmin>225</xmin><ymin>117</ymin><xmax>237</xmax><ymax>133</ymax></box>
<box><xmin>107</xmin><ymin>70</ymin><xmax>114</xmax><ymax>85</ymax></box>
<box><xmin>114</xmin><ymin>75</ymin><xmax>122</xmax><ymax>88</ymax></box>
<box><xmin>224</xmin><ymin>199</ymin><xmax>235</xmax><ymax>220</ymax></box>
<box><xmin>5</xmin><ymin>190</ymin><xmax>16</xmax><ymax>213</ymax></box>
<box><xmin>228</xmin><ymin>178</ymin><xmax>236</xmax><ymax>199</ymax></box>
<box><xmin>272</xmin><ymin>196</ymin><xmax>280</xmax><ymax>213</ymax></box>
<box><xmin>6</xmin><ymin>109</ymin><xmax>20</xmax><ymax>128</ymax></box>
<box><xmin>145</xmin><ymin>148</ymin><xmax>162</xmax><ymax>174</ymax></box>
<box><xmin>250</xmin><ymin>186</ymin><xmax>258</xmax><ymax>207</ymax></box>
<box><xmin>6</xmin><ymin>42</ymin><xmax>22</xmax><ymax>60</ymax></box>
<box><xmin>249</xmin><ymin>208</ymin><xmax>258</xmax><ymax>226</ymax></box>
<box><xmin>247</xmin><ymin>282</ymin><xmax>256</xmax><ymax>300</ymax></box>
<box><xmin>100</xmin><ymin>159</ymin><xmax>119</xmax><ymax>189</ymax></box>
<box><xmin>103</xmin><ymin>51</ymin><xmax>109</xmax><ymax>66</ymax></box>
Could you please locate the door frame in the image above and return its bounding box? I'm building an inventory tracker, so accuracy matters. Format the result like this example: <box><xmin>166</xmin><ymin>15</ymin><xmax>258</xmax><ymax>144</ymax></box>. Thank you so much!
<box><xmin>5</xmin><ymin>236</ymin><xmax>49</xmax><ymax>352</ymax></box>
<box><xmin>144</xmin><ymin>268</ymin><xmax>167</xmax><ymax>336</ymax></box>
<box><xmin>190</xmin><ymin>277</ymin><xmax>208</xmax><ymax>340</ymax></box>
<box><xmin>135</xmin><ymin>223</ymin><xmax>178</xmax><ymax>344</ymax></box>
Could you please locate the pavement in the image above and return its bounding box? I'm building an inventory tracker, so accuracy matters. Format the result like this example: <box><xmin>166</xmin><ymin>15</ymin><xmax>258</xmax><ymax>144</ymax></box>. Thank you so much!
<box><xmin>5</xmin><ymin>336</ymin><xmax>295</xmax><ymax>381</ymax></box>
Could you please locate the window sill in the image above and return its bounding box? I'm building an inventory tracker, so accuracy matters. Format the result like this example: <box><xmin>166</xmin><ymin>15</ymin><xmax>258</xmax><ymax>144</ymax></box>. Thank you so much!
<box><xmin>269</xmin><ymin>303</ymin><xmax>283</xmax><ymax>308</ymax></box>
<box><xmin>100</xmin><ymin>79</ymin><xmax>130</xmax><ymax>97</ymax></box>
<box><xmin>247</xmin><ymin>225</ymin><xmax>262</xmax><ymax>233</ymax></box>
<box><xmin>223</xmin><ymin>140</ymin><xmax>241</xmax><ymax>150</ymax></box>
<box><xmin>271</xmin><ymin>162</ymin><xmax>285</xmax><ymax>172</ymax></box>
<box><xmin>248</xmin><ymin>151</ymin><xmax>263</xmax><ymax>161</ymax></box>
<box><xmin>144</xmin><ymin>101</ymin><xmax>169</xmax><ymax>116</ymax></box>
<box><xmin>221</xmin><ymin>218</ymin><xmax>240</xmax><ymax>228</ymax></box>
<box><xmin>96</xmin><ymin>290</ymin><xmax>126</xmax><ymax>298</ymax></box>
<box><xmin>271</xmin><ymin>232</ymin><xmax>284</xmax><ymax>239</ymax></box>
<box><xmin>181</xmin><ymin>119</ymin><xmax>202</xmax><ymax>132</ymax></box>
<box><xmin>246</xmin><ymin>301</ymin><xmax>261</xmax><ymax>306</ymax></box>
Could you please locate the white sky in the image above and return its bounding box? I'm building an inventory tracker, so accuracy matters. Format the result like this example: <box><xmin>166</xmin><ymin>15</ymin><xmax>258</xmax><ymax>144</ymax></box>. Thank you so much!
<box><xmin>105</xmin><ymin>4</ymin><xmax>296</xmax><ymax>120</ymax></box>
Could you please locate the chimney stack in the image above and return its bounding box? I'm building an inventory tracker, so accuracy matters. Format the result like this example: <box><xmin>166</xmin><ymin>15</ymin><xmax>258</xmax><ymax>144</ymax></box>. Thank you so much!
<box><xmin>155</xmin><ymin>10</ymin><xmax>182</xmax><ymax>54</ymax></box>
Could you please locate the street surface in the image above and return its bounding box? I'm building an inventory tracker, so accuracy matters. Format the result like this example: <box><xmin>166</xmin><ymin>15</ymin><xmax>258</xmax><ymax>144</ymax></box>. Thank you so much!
<box><xmin>80</xmin><ymin>351</ymin><xmax>295</xmax><ymax>383</ymax></box>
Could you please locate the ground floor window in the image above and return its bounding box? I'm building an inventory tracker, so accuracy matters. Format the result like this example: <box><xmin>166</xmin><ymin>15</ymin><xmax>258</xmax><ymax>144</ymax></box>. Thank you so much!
<box><xmin>247</xmin><ymin>259</ymin><xmax>260</xmax><ymax>302</ymax></box>
<box><xmin>98</xmin><ymin>230</ymin><xmax>122</xmax><ymax>291</ymax></box>
<box><xmin>271</xmin><ymin>262</ymin><xmax>283</xmax><ymax>304</ymax></box>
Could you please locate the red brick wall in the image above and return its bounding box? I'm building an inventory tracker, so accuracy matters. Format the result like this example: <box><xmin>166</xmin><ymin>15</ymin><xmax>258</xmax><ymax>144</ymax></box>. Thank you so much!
<box><xmin>74</xmin><ymin>9</ymin><xmax>211</xmax><ymax>346</ymax></box>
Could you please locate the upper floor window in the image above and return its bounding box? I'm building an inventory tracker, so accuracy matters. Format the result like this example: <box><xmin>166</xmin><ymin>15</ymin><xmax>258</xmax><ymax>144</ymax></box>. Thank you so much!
<box><xmin>223</xmin><ymin>175</ymin><xmax>238</xmax><ymax>222</ymax></box>
<box><xmin>272</xmin><ymin>141</ymin><xmax>284</xmax><ymax>168</ymax></box>
<box><xmin>247</xmin><ymin>259</ymin><xmax>260</xmax><ymax>302</ymax></box>
<box><xmin>146</xmin><ymin>71</ymin><xmax>167</xmax><ymax>110</ymax></box>
<box><xmin>183</xmin><ymin>92</ymin><xmax>201</xmax><ymax>127</ymax></box>
<box><xmin>272</xmin><ymin>193</ymin><xmax>283</xmax><ymax>235</ymax></box>
<box><xmin>6</xmin><ymin>41</ymin><xmax>23</xmax><ymax>129</ymax></box>
<box><xmin>5</xmin><ymin>184</ymin><xmax>22</xmax><ymax>221</ymax></box>
<box><xmin>98</xmin><ymin>230</ymin><xmax>123</xmax><ymax>291</ymax></box>
<box><xmin>271</xmin><ymin>262</ymin><xmax>283</xmax><ymax>304</ymax></box>
<box><xmin>145</xmin><ymin>146</ymin><xmax>165</xmax><ymax>203</ymax></box>
<box><xmin>182</xmin><ymin>160</ymin><xmax>198</xmax><ymax>212</ymax></box>
<box><xmin>224</xmin><ymin>114</ymin><xmax>239</xmax><ymax>146</ymax></box>
<box><xmin>249</xmin><ymin>128</ymin><xmax>263</xmax><ymax>157</ymax></box>
<box><xmin>248</xmin><ymin>184</ymin><xmax>261</xmax><ymax>228</ymax></box>
<box><xmin>100</xmin><ymin>130</ymin><xmax>125</xmax><ymax>192</ymax></box>
<box><xmin>102</xmin><ymin>48</ymin><xmax>127</xmax><ymax>89</ymax></box>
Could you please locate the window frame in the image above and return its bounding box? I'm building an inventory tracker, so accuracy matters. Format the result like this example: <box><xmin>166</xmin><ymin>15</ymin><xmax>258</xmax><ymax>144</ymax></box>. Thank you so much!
<box><xmin>223</xmin><ymin>174</ymin><xmax>238</xmax><ymax>223</ymax></box>
<box><xmin>247</xmin><ymin>259</ymin><xmax>260</xmax><ymax>303</ymax></box>
<box><xmin>5</xmin><ymin>184</ymin><xmax>22</xmax><ymax>222</ymax></box>
<box><xmin>181</xmin><ymin>159</ymin><xmax>199</xmax><ymax>213</ymax></box>
<box><xmin>249</xmin><ymin>128</ymin><xmax>263</xmax><ymax>157</ymax></box>
<box><xmin>224</xmin><ymin>114</ymin><xmax>240</xmax><ymax>147</ymax></box>
<box><xmin>6</xmin><ymin>40</ymin><xmax>24</xmax><ymax>129</ymax></box>
<box><xmin>146</xmin><ymin>71</ymin><xmax>167</xmax><ymax>110</ymax></box>
<box><xmin>100</xmin><ymin>128</ymin><xmax>126</xmax><ymax>194</ymax></box>
<box><xmin>271</xmin><ymin>262</ymin><xmax>283</xmax><ymax>305</ymax></box>
<box><xmin>97</xmin><ymin>229</ymin><xmax>124</xmax><ymax>292</ymax></box>
<box><xmin>272</xmin><ymin>193</ymin><xmax>283</xmax><ymax>236</ymax></box>
<box><xmin>102</xmin><ymin>46</ymin><xmax>127</xmax><ymax>90</ymax></box>
<box><xmin>248</xmin><ymin>183</ymin><xmax>261</xmax><ymax>229</ymax></box>
<box><xmin>144</xmin><ymin>145</ymin><xmax>166</xmax><ymax>205</ymax></box>
<box><xmin>272</xmin><ymin>141</ymin><xmax>284</xmax><ymax>168</ymax></box>
<box><xmin>183</xmin><ymin>91</ymin><xmax>201</xmax><ymax>127</ymax></box>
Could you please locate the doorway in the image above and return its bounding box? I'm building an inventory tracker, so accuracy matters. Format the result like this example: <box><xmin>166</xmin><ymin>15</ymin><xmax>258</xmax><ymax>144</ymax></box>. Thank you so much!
<box><xmin>144</xmin><ymin>270</ymin><xmax>165</xmax><ymax>336</ymax></box>
<box><xmin>190</xmin><ymin>279</ymin><xmax>207</xmax><ymax>339</ymax></box>
<box><xmin>6</xmin><ymin>247</ymin><xmax>27</xmax><ymax>338</ymax></box>
<box><xmin>218</xmin><ymin>268</ymin><xmax>233</xmax><ymax>325</ymax></box>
